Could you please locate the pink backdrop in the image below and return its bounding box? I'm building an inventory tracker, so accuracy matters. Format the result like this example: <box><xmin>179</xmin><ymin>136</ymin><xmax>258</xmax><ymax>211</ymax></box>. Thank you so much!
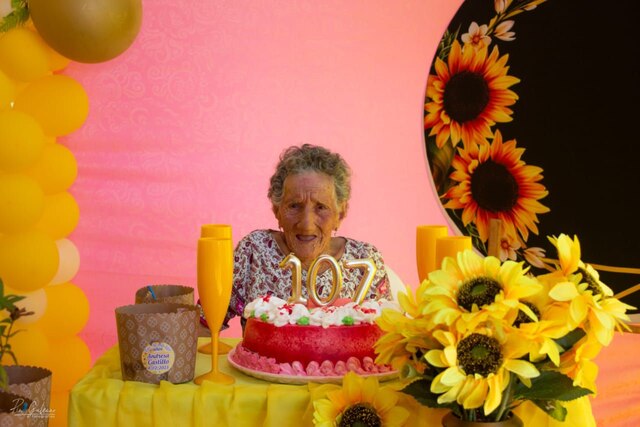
<box><xmin>61</xmin><ymin>0</ymin><xmax>461</xmax><ymax>360</ymax></box>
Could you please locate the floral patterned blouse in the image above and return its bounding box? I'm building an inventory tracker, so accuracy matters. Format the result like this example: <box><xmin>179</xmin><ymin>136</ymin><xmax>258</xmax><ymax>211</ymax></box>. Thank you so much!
<box><xmin>207</xmin><ymin>229</ymin><xmax>389</xmax><ymax>330</ymax></box>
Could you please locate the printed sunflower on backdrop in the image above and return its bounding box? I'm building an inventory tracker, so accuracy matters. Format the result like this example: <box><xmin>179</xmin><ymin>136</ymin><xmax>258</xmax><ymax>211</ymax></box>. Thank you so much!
<box><xmin>374</xmin><ymin>233</ymin><xmax>635</xmax><ymax>423</ymax></box>
<box><xmin>425</xmin><ymin>0</ymin><xmax>550</xmax><ymax>265</ymax></box>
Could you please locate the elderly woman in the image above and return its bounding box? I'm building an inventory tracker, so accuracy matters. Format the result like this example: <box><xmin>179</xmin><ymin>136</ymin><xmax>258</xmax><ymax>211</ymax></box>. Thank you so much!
<box><xmin>202</xmin><ymin>144</ymin><xmax>390</xmax><ymax>330</ymax></box>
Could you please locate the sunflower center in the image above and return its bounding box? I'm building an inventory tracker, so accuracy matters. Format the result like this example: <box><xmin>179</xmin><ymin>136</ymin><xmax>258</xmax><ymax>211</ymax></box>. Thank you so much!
<box><xmin>578</xmin><ymin>267</ymin><xmax>603</xmax><ymax>296</ymax></box>
<box><xmin>339</xmin><ymin>403</ymin><xmax>381</xmax><ymax>427</ymax></box>
<box><xmin>443</xmin><ymin>70</ymin><xmax>490</xmax><ymax>123</ymax></box>
<box><xmin>514</xmin><ymin>301</ymin><xmax>540</xmax><ymax>327</ymax></box>
<box><xmin>457</xmin><ymin>333</ymin><xmax>503</xmax><ymax>376</ymax></box>
<box><xmin>470</xmin><ymin>160</ymin><xmax>519</xmax><ymax>213</ymax></box>
<box><xmin>457</xmin><ymin>277</ymin><xmax>502</xmax><ymax>311</ymax></box>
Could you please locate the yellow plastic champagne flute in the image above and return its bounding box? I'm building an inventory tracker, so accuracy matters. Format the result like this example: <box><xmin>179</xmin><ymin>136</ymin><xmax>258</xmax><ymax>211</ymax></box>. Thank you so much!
<box><xmin>194</xmin><ymin>237</ymin><xmax>235</xmax><ymax>385</ymax></box>
<box><xmin>198</xmin><ymin>224</ymin><xmax>233</xmax><ymax>355</ymax></box>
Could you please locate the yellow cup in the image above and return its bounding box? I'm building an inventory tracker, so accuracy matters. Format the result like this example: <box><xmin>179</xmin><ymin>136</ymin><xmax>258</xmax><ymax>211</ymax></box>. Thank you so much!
<box><xmin>416</xmin><ymin>225</ymin><xmax>448</xmax><ymax>283</ymax></box>
<box><xmin>435</xmin><ymin>235</ymin><xmax>472</xmax><ymax>270</ymax></box>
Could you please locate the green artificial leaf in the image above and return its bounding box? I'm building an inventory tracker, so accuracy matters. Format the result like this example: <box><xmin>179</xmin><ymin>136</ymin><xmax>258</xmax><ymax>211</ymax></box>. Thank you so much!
<box><xmin>555</xmin><ymin>328</ymin><xmax>586</xmax><ymax>352</ymax></box>
<box><xmin>514</xmin><ymin>370</ymin><xmax>592</xmax><ymax>401</ymax></box>
<box><xmin>6</xmin><ymin>295</ymin><xmax>25</xmax><ymax>304</ymax></box>
<box><xmin>401</xmin><ymin>378</ymin><xmax>457</xmax><ymax>411</ymax></box>
<box><xmin>0</xmin><ymin>1</ymin><xmax>29</xmax><ymax>33</ymax></box>
<box><xmin>531</xmin><ymin>399</ymin><xmax>568</xmax><ymax>421</ymax></box>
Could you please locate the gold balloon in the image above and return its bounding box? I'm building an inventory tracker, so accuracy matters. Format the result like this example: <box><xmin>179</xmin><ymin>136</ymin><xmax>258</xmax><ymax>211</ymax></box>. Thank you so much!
<box><xmin>28</xmin><ymin>0</ymin><xmax>143</xmax><ymax>64</ymax></box>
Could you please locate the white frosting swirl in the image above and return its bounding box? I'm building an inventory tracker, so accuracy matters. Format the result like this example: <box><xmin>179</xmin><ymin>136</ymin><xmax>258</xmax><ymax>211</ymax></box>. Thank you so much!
<box><xmin>243</xmin><ymin>296</ymin><xmax>399</xmax><ymax>327</ymax></box>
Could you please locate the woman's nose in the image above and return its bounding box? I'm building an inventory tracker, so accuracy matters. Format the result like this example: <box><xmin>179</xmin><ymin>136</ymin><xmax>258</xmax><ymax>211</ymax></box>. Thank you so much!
<box><xmin>299</xmin><ymin>206</ymin><xmax>316</xmax><ymax>229</ymax></box>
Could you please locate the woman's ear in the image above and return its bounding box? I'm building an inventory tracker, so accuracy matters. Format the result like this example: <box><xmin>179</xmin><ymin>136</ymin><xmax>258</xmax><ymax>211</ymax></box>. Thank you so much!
<box><xmin>338</xmin><ymin>202</ymin><xmax>348</xmax><ymax>222</ymax></box>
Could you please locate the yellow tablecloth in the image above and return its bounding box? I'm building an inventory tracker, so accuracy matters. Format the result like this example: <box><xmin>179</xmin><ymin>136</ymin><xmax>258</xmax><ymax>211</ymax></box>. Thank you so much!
<box><xmin>69</xmin><ymin>338</ymin><xmax>600</xmax><ymax>427</ymax></box>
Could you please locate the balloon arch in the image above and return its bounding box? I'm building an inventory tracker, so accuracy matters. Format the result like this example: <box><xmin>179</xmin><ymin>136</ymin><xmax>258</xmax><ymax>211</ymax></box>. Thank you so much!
<box><xmin>0</xmin><ymin>1</ymin><xmax>141</xmax><ymax>425</ymax></box>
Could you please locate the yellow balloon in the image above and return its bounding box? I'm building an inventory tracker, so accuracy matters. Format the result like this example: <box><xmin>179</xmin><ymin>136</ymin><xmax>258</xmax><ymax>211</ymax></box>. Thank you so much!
<box><xmin>25</xmin><ymin>143</ymin><xmax>77</xmax><ymax>194</ymax></box>
<box><xmin>0</xmin><ymin>27</ymin><xmax>51</xmax><ymax>82</ymax></box>
<box><xmin>35</xmin><ymin>191</ymin><xmax>80</xmax><ymax>239</ymax></box>
<box><xmin>48</xmin><ymin>238</ymin><xmax>80</xmax><ymax>285</ymax></box>
<box><xmin>6</xmin><ymin>285</ymin><xmax>48</xmax><ymax>325</ymax></box>
<box><xmin>0</xmin><ymin>229</ymin><xmax>59</xmax><ymax>292</ymax></box>
<box><xmin>0</xmin><ymin>325</ymin><xmax>50</xmax><ymax>367</ymax></box>
<box><xmin>33</xmin><ymin>283</ymin><xmax>89</xmax><ymax>338</ymax></box>
<box><xmin>13</xmin><ymin>74</ymin><xmax>89</xmax><ymax>136</ymax></box>
<box><xmin>41</xmin><ymin>335</ymin><xmax>91</xmax><ymax>392</ymax></box>
<box><xmin>0</xmin><ymin>109</ymin><xmax>46</xmax><ymax>172</ymax></box>
<box><xmin>0</xmin><ymin>68</ymin><xmax>16</xmax><ymax>108</ymax></box>
<box><xmin>0</xmin><ymin>174</ymin><xmax>44</xmax><ymax>233</ymax></box>
<box><xmin>49</xmin><ymin>391</ymin><xmax>69</xmax><ymax>427</ymax></box>
<box><xmin>29</xmin><ymin>0</ymin><xmax>142</xmax><ymax>64</ymax></box>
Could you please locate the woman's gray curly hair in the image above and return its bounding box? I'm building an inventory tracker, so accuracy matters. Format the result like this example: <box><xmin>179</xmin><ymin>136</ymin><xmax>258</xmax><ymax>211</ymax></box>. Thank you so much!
<box><xmin>268</xmin><ymin>144</ymin><xmax>351</xmax><ymax>209</ymax></box>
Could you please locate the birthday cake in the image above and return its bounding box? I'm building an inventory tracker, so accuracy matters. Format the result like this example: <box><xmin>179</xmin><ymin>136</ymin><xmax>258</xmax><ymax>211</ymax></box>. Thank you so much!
<box><xmin>229</xmin><ymin>295</ymin><xmax>396</xmax><ymax>377</ymax></box>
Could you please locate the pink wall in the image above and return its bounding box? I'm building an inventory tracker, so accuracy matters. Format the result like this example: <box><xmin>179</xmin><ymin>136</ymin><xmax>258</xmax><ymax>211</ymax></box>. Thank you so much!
<box><xmin>62</xmin><ymin>0</ymin><xmax>463</xmax><ymax>360</ymax></box>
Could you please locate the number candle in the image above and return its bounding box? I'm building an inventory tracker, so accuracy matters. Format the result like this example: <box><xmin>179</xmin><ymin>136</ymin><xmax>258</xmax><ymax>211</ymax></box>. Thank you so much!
<box><xmin>280</xmin><ymin>253</ymin><xmax>377</xmax><ymax>306</ymax></box>
<box><xmin>307</xmin><ymin>254</ymin><xmax>342</xmax><ymax>307</ymax></box>
<box><xmin>280</xmin><ymin>253</ymin><xmax>306</xmax><ymax>305</ymax></box>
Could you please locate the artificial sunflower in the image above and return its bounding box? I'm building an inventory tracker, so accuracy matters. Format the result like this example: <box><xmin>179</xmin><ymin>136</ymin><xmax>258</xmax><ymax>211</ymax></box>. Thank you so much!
<box><xmin>506</xmin><ymin>281</ymin><xmax>571</xmax><ymax>366</ymax></box>
<box><xmin>541</xmin><ymin>234</ymin><xmax>634</xmax><ymax>346</ymax></box>
<box><xmin>424</xmin><ymin>40</ymin><xmax>519</xmax><ymax>149</ymax></box>
<box><xmin>425</xmin><ymin>328</ymin><xmax>539</xmax><ymax>417</ymax></box>
<box><xmin>375</xmin><ymin>308</ymin><xmax>439</xmax><ymax>374</ymax></box>
<box><xmin>442</xmin><ymin>130</ymin><xmax>550</xmax><ymax>244</ymax></box>
<box><xmin>313</xmin><ymin>371</ymin><xmax>410</xmax><ymax>427</ymax></box>
<box><xmin>557</xmin><ymin>335</ymin><xmax>602</xmax><ymax>393</ymax></box>
<box><xmin>374</xmin><ymin>281</ymin><xmax>441</xmax><ymax>371</ymax></box>
<box><xmin>423</xmin><ymin>249</ymin><xmax>541</xmax><ymax>332</ymax></box>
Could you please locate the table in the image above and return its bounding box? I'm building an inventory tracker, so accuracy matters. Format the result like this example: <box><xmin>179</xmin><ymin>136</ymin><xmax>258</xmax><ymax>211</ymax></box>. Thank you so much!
<box><xmin>69</xmin><ymin>335</ymin><xmax>639</xmax><ymax>427</ymax></box>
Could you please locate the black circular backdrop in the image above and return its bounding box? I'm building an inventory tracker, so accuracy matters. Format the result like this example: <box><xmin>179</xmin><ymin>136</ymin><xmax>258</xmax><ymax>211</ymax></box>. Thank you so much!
<box><xmin>424</xmin><ymin>0</ymin><xmax>640</xmax><ymax>310</ymax></box>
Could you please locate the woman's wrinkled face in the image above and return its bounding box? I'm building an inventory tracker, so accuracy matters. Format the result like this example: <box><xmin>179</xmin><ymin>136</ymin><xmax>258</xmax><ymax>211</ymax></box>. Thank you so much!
<box><xmin>274</xmin><ymin>171</ymin><xmax>345</xmax><ymax>265</ymax></box>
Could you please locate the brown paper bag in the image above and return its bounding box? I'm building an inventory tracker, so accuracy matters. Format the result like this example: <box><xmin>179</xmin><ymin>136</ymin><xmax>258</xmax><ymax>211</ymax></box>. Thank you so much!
<box><xmin>135</xmin><ymin>284</ymin><xmax>194</xmax><ymax>305</ymax></box>
<box><xmin>5</xmin><ymin>366</ymin><xmax>52</xmax><ymax>427</ymax></box>
<box><xmin>0</xmin><ymin>390</ymin><xmax>33</xmax><ymax>427</ymax></box>
<box><xmin>115</xmin><ymin>303</ymin><xmax>198</xmax><ymax>384</ymax></box>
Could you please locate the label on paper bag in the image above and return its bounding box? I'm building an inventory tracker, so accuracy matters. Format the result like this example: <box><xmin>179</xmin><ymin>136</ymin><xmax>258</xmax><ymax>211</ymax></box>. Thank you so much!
<box><xmin>141</xmin><ymin>341</ymin><xmax>175</xmax><ymax>374</ymax></box>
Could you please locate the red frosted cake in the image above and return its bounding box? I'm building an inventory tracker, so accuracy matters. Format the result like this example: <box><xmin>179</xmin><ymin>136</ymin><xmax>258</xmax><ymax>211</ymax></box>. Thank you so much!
<box><xmin>230</xmin><ymin>295</ymin><xmax>397</xmax><ymax>377</ymax></box>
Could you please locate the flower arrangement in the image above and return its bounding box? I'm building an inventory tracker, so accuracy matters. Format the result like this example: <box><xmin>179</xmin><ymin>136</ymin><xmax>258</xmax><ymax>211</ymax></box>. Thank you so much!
<box><xmin>375</xmin><ymin>234</ymin><xmax>634</xmax><ymax>423</ymax></box>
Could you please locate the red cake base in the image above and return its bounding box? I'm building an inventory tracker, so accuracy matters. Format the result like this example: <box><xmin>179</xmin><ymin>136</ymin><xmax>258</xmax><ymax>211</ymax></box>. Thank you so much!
<box><xmin>241</xmin><ymin>317</ymin><xmax>384</xmax><ymax>366</ymax></box>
